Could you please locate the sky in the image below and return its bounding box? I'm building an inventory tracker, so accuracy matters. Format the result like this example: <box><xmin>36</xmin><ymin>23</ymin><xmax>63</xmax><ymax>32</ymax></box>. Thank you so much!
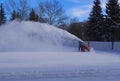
<box><xmin>0</xmin><ymin>0</ymin><xmax>120</xmax><ymax>21</ymax></box>
<box><xmin>22</xmin><ymin>0</ymin><xmax>107</xmax><ymax>21</ymax></box>
<box><xmin>61</xmin><ymin>0</ymin><xmax>118</xmax><ymax>21</ymax></box>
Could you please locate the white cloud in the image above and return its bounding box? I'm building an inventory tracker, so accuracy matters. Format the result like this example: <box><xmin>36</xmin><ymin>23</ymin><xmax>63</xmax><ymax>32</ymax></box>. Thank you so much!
<box><xmin>101</xmin><ymin>2</ymin><xmax>106</xmax><ymax>9</ymax></box>
<box><xmin>83</xmin><ymin>5</ymin><xmax>92</xmax><ymax>9</ymax></box>
<box><xmin>68</xmin><ymin>8</ymin><xmax>89</xmax><ymax>17</ymax></box>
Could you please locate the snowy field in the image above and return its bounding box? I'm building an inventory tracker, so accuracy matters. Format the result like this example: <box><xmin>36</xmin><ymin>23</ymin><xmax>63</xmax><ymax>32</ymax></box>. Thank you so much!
<box><xmin>0</xmin><ymin>21</ymin><xmax>120</xmax><ymax>81</ymax></box>
<box><xmin>0</xmin><ymin>51</ymin><xmax>120</xmax><ymax>81</ymax></box>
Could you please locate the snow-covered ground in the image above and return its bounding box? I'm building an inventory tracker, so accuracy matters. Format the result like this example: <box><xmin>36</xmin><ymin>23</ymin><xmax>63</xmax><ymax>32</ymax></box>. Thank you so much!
<box><xmin>0</xmin><ymin>53</ymin><xmax>119</xmax><ymax>79</ymax></box>
<box><xmin>0</xmin><ymin>21</ymin><xmax>120</xmax><ymax>81</ymax></box>
<box><xmin>0</xmin><ymin>51</ymin><xmax>119</xmax><ymax>70</ymax></box>
<box><xmin>0</xmin><ymin>51</ymin><xmax>120</xmax><ymax>81</ymax></box>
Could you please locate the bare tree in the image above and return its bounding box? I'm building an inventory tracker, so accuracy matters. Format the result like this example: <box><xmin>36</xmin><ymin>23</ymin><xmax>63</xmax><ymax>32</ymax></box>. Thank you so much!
<box><xmin>38</xmin><ymin>2</ymin><xmax>46</xmax><ymax>23</ymax></box>
<box><xmin>38</xmin><ymin>0</ymin><xmax>68</xmax><ymax>26</ymax></box>
<box><xmin>5</xmin><ymin>0</ymin><xmax>29</xmax><ymax>20</ymax></box>
<box><xmin>70</xmin><ymin>17</ymin><xmax>79</xmax><ymax>24</ymax></box>
<box><xmin>18</xmin><ymin>0</ymin><xmax>29</xmax><ymax>20</ymax></box>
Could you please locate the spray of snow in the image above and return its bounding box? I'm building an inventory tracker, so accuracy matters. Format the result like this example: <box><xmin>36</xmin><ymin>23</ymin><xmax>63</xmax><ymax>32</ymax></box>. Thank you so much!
<box><xmin>0</xmin><ymin>21</ymin><xmax>83</xmax><ymax>52</ymax></box>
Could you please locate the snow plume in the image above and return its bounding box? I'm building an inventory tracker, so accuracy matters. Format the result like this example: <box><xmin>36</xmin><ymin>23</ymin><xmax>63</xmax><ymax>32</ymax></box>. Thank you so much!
<box><xmin>0</xmin><ymin>21</ymin><xmax>82</xmax><ymax>52</ymax></box>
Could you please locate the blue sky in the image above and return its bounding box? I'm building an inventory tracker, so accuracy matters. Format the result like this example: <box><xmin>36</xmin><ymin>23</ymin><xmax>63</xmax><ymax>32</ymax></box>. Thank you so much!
<box><xmin>28</xmin><ymin>0</ymin><xmax>107</xmax><ymax>21</ymax></box>
<box><xmin>0</xmin><ymin>0</ymin><xmax>120</xmax><ymax>21</ymax></box>
<box><xmin>62</xmin><ymin>0</ymin><xmax>107</xmax><ymax>21</ymax></box>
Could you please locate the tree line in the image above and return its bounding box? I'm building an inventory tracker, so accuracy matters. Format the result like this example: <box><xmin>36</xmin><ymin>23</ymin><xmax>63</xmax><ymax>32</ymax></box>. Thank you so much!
<box><xmin>68</xmin><ymin>0</ymin><xmax>120</xmax><ymax>41</ymax></box>
<box><xmin>0</xmin><ymin>0</ymin><xmax>120</xmax><ymax>41</ymax></box>
<box><xmin>87</xmin><ymin>0</ymin><xmax>120</xmax><ymax>41</ymax></box>
<box><xmin>0</xmin><ymin>0</ymin><xmax>68</xmax><ymax>27</ymax></box>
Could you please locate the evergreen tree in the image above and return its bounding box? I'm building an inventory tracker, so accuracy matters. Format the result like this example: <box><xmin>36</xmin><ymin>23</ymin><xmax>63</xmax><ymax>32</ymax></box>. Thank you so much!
<box><xmin>106</xmin><ymin>0</ymin><xmax>120</xmax><ymax>41</ymax></box>
<box><xmin>87</xmin><ymin>0</ymin><xmax>103</xmax><ymax>41</ymax></box>
<box><xmin>0</xmin><ymin>3</ymin><xmax>6</xmax><ymax>25</ymax></box>
<box><xmin>29</xmin><ymin>9</ymin><xmax>38</xmax><ymax>22</ymax></box>
<box><xmin>11</xmin><ymin>10</ymin><xmax>20</xmax><ymax>21</ymax></box>
<box><xmin>106</xmin><ymin>0</ymin><xmax>120</xmax><ymax>23</ymax></box>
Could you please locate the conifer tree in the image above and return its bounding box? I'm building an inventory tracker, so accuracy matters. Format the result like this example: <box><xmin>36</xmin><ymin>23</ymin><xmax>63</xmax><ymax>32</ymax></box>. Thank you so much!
<box><xmin>0</xmin><ymin>3</ymin><xmax>6</xmax><ymax>25</ymax></box>
<box><xmin>29</xmin><ymin>9</ymin><xmax>38</xmax><ymax>22</ymax></box>
<box><xmin>11</xmin><ymin>10</ymin><xmax>20</xmax><ymax>21</ymax></box>
<box><xmin>87</xmin><ymin>0</ymin><xmax>103</xmax><ymax>41</ymax></box>
<box><xmin>106</xmin><ymin>0</ymin><xmax>120</xmax><ymax>41</ymax></box>
<box><xmin>106</xmin><ymin>0</ymin><xmax>120</xmax><ymax>23</ymax></box>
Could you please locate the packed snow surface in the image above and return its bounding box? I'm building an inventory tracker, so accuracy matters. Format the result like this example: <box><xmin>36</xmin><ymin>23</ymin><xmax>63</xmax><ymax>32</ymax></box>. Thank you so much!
<box><xmin>0</xmin><ymin>21</ymin><xmax>82</xmax><ymax>52</ymax></box>
<box><xmin>0</xmin><ymin>51</ymin><xmax>120</xmax><ymax>81</ymax></box>
<box><xmin>0</xmin><ymin>51</ymin><xmax>120</xmax><ymax>71</ymax></box>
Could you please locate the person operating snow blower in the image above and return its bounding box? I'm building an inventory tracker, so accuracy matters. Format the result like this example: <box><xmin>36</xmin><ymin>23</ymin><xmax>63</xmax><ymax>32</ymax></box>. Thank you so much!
<box><xmin>79</xmin><ymin>41</ymin><xmax>90</xmax><ymax>52</ymax></box>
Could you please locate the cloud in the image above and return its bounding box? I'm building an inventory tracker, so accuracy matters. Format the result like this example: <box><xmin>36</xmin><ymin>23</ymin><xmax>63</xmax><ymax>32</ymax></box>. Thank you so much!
<box><xmin>100</xmin><ymin>0</ymin><xmax>106</xmax><ymax>9</ymax></box>
<box><xmin>82</xmin><ymin>4</ymin><xmax>92</xmax><ymax>9</ymax></box>
<box><xmin>68</xmin><ymin>8</ymin><xmax>90</xmax><ymax>17</ymax></box>
<box><xmin>65</xmin><ymin>0</ymin><xmax>120</xmax><ymax>20</ymax></box>
<box><xmin>101</xmin><ymin>2</ymin><xmax>106</xmax><ymax>9</ymax></box>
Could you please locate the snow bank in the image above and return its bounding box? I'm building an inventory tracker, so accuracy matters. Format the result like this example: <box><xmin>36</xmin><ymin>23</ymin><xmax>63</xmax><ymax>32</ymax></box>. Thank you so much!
<box><xmin>0</xmin><ymin>21</ymin><xmax>82</xmax><ymax>52</ymax></box>
<box><xmin>0</xmin><ymin>52</ymin><xmax>120</xmax><ymax>72</ymax></box>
